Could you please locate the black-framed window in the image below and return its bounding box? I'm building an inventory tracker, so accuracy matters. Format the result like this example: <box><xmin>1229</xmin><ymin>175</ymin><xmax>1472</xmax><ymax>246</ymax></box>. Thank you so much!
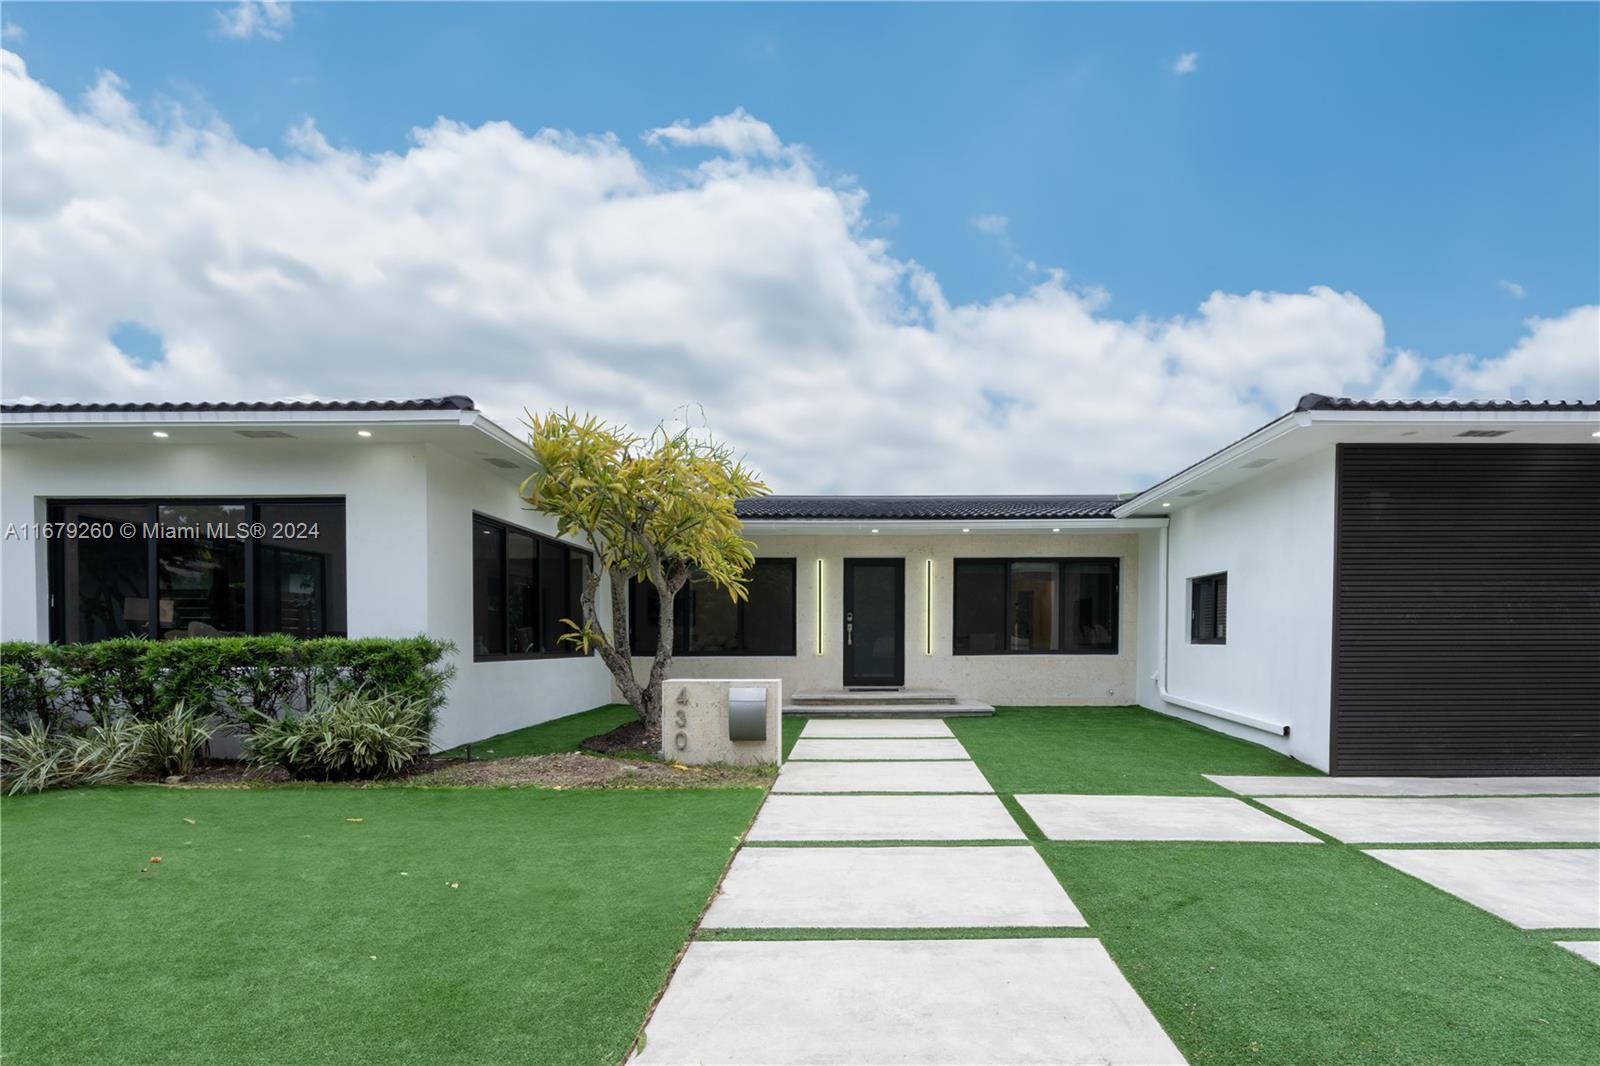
<box><xmin>1190</xmin><ymin>572</ymin><xmax>1228</xmax><ymax>644</ymax></box>
<box><xmin>47</xmin><ymin>498</ymin><xmax>347</xmax><ymax>642</ymax></box>
<box><xmin>472</xmin><ymin>514</ymin><xmax>592</xmax><ymax>661</ymax></box>
<box><xmin>952</xmin><ymin>558</ymin><xmax>1119</xmax><ymax>655</ymax></box>
<box><xmin>629</xmin><ymin>558</ymin><xmax>797</xmax><ymax>656</ymax></box>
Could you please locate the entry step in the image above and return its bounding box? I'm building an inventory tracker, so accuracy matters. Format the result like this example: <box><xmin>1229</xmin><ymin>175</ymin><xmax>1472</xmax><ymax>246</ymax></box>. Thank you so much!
<box><xmin>790</xmin><ymin>688</ymin><xmax>960</xmax><ymax>705</ymax></box>
<box><xmin>783</xmin><ymin>699</ymin><xmax>995</xmax><ymax>718</ymax></box>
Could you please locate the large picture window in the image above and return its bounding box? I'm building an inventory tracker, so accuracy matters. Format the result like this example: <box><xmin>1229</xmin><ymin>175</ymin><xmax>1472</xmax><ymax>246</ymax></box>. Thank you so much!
<box><xmin>48</xmin><ymin>498</ymin><xmax>346</xmax><ymax>642</ymax></box>
<box><xmin>629</xmin><ymin>559</ymin><xmax>797</xmax><ymax>656</ymax></box>
<box><xmin>952</xmin><ymin>558</ymin><xmax>1119</xmax><ymax>655</ymax></box>
<box><xmin>472</xmin><ymin>515</ymin><xmax>592</xmax><ymax>660</ymax></box>
<box><xmin>1190</xmin><ymin>572</ymin><xmax>1228</xmax><ymax>645</ymax></box>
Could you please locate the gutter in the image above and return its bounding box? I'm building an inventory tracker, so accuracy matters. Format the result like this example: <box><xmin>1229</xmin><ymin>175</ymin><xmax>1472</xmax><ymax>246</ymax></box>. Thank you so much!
<box><xmin>1153</xmin><ymin>523</ymin><xmax>1290</xmax><ymax>737</ymax></box>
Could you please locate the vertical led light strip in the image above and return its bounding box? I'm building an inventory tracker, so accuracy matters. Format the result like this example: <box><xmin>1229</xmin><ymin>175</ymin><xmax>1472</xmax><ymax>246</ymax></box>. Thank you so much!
<box><xmin>815</xmin><ymin>558</ymin><xmax>825</xmax><ymax>654</ymax></box>
<box><xmin>925</xmin><ymin>558</ymin><xmax>934</xmax><ymax>655</ymax></box>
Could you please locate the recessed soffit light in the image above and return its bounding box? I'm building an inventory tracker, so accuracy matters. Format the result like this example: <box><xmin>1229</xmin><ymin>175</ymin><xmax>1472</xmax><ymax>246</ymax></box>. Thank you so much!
<box><xmin>151</xmin><ymin>431</ymin><xmax>169</xmax><ymax>438</ymax></box>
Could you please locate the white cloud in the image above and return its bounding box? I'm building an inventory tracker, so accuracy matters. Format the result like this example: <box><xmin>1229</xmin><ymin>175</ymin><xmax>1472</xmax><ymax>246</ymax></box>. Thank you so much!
<box><xmin>1498</xmin><ymin>279</ymin><xmax>1526</xmax><ymax>299</ymax></box>
<box><xmin>971</xmin><ymin>214</ymin><xmax>1009</xmax><ymax>236</ymax></box>
<box><xmin>1173</xmin><ymin>52</ymin><xmax>1199</xmax><ymax>75</ymax></box>
<box><xmin>1435</xmin><ymin>306</ymin><xmax>1600</xmax><ymax>400</ymax></box>
<box><xmin>216</xmin><ymin>1</ymin><xmax>293</xmax><ymax>42</ymax></box>
<box><xmin>2</xmin><ymin>51</ymin><xmax>1593</xmax><ymax>495</ymax></box>
<box><xmin>2</xmin><ymin>22</ymin><xmax>24</xmax><ymax>42</ymax></box>
<box><xmin>645</xmin><ymin>107</ymin><xmax>783</xmax><ymax>158</ymax></box>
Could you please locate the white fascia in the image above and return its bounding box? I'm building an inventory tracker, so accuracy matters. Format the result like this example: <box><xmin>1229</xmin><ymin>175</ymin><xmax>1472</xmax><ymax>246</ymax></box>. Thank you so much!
<box><xmin>1111</xmin><ymin>412</ymin><xmax>1304</xmax><ymax>518</ymax></box>
<box><xmin>739</xmin><ymin>517</ymin><xmax>1168</xmax><ymax>535</ymax></box>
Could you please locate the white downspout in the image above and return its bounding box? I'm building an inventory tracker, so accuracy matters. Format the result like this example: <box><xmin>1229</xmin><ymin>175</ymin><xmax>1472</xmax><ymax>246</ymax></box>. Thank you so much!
<box><xmin>1154</xmin><ymin>521</ymin><xmax>1290</xmax><ymax>737</ymax></box>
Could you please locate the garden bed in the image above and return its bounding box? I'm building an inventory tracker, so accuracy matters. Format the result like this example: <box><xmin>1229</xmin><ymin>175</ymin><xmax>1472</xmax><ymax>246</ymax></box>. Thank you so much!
<box><xmin>413</xmin><ymin>751</ymin><xmax>772</xmax><ymax>789</ymax></box>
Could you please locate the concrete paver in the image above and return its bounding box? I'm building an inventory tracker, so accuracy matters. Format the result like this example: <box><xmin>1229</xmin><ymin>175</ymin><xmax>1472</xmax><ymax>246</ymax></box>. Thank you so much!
<box><xmin>1363</xmin><ymin>848</ymin><xmax>1600</xmax><ymax>928</ymax></box>
<box><xmin>789</xmin><ymin>738</ymin><xmax>971</xmax><ymax>761</ymax></box>
<box><xmin>774</xmin><ymin>760</ymin><xmax>993</xmax><ymax>793</ymax></box>
<box><xmin>1206</xmin><ymin>774</ymin><xmax>1600</xmax><ymax>797</ymax></box>
<box><xmin>1017</xmin><ymin>794</ymin><xmax>1320</xmax><ymax>842</ymax></box>
<box><xmin>748</xmin><ymin>794</ymin><xmax>1026</xmax><ymax>842</ymax></box>
<box><xmin>1258</xmin><ymin>797</ymin><xmax>1600</xmax><ymax>843</ymax></box>
<box><xmin>702</xmin><ymin>845</ymin><xmax>1086</xmax><ymax>928</ymax></box>
<box><xmin>632</xmin><ymin>938</ymin><xmax>1187</xmax><ymax>1065</ymax></box>
<box><xmin>800</xmin><ymin>719</ymin><xmax>956</xmax><ymax>738</ymax></box>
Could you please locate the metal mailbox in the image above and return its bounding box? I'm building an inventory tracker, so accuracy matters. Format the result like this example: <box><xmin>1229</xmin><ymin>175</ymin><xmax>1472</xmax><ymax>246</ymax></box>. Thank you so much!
<box><xmin>727</xmin><ymin>686</ymin><xmax>768</xmax><ymax>741</ymax></box>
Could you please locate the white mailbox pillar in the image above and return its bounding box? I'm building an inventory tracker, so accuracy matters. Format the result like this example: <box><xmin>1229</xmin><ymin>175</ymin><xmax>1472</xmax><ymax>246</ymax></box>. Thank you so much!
<box><xmin>662</xmin><ymin>678</ymin><xmax>783</xmax><ymax>766</ymax></box>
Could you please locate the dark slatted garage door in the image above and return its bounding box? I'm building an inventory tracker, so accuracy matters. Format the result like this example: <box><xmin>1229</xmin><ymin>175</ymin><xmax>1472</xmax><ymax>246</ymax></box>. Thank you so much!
<box><xmin>1332</xmin><ymin>443</ymin><xmax>1600</xmax><ymax>775</ymax></box>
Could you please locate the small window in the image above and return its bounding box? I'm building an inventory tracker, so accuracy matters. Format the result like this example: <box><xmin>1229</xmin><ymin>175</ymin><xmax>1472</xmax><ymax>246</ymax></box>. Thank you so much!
<box><xmin>1191</xmin><ymin>573</ymin><xmax>1228</xmax><ymax>644</ymax></box>
<box><xmin>472</xmin><ymin>514</ymin><xmax>591</xmax><ymax>661</ymax></box>
<box><xmin>629</xmin><ymin>559</ymin><xmax>797</xmax><ymax>656</ymax></box>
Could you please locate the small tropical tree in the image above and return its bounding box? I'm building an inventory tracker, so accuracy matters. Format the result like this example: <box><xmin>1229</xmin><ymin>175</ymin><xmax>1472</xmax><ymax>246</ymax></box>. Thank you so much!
<box><xmin>519</xmin><ymin>411</ymin><xmax>768</xmax><ymax>743</ymax></box>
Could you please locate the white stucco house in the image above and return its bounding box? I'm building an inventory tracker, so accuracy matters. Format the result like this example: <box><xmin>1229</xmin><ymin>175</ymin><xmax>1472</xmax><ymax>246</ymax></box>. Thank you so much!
<box><xmin>2</xmin><ymin>394</ymin><xmax>1596</xmax><ymax>773</ymax></box>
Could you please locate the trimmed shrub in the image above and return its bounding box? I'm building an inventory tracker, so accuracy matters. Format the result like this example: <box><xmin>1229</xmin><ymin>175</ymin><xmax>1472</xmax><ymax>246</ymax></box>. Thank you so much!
<box><xmin>244</xmin><ymin>689</ymin><xmax>434</xmax><ymax>781</ymax></box>
<box><xmin>0</xmin><ymin>636</ymin><xmax>454</xmax><ymax>729</ymax></box>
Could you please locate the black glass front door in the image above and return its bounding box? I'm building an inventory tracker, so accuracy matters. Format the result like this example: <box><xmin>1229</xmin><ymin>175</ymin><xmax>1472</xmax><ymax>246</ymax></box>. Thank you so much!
<box><xmin>843</xmin><ymin>559</ymin><xmax>904</xmax><ymax>687</ymax></box>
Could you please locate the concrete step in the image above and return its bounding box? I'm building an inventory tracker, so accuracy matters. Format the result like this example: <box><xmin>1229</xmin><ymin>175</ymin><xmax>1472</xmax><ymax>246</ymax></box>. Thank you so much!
<box><xmin>789</xmin><ymin>688</ymin><xmax>960</xmax><ymax>706</ymax></box>
<box><xmin>782</xmin><ymin>700</ymin><xmax>995</xmax><ymax>718</ymax></box>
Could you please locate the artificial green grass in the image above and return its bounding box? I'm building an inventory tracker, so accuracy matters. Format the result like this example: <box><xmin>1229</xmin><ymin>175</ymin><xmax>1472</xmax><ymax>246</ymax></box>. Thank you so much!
<box><xmin>0</xmin><ymin>785</ymin><xmax>762</xmax><ymax>1066</ymax></box>
<box><xmin>947</xmin><ymin>706</ymin><xmax>1599</xmax><ymax>1065</ymax></box>
<box><xmin>1039</xmin><ymin>842</ymin><xmax>1600</xmax><ymax>1066</ymax></box>
<box><xmin>443</xmin><ymin>702</ymin><xmax>637</xmax><ymax>759</ymax></box>
<box><xmin>950</xmin><ymin>706</ymin><xmax>1322</xmax><ymax>794</ymax></box>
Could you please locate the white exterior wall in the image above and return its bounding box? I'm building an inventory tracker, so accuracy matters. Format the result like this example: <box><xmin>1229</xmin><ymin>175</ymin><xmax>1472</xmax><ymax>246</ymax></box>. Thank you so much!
<box><xmin>1137</xmin><ymin>448</ymin><xmax>1336</xmax><ymax>769</ymax></box>
<box><xmin>0</xmin><ymin>440</ymin><xmax>612</xmax><ymax>750</ymax></box>
<box><xmin>420</xmin><ymin>445</ymin><xmax>612</xmax><ymax>748</ymax></box>
<box><xmin>629</xmin><ymin>530</ymin><xmax>1140</xmax><ymax>706</ymax></box>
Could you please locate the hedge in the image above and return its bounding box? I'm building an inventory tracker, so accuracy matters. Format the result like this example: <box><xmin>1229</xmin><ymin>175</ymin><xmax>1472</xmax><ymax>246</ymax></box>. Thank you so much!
<box><xmin>0</xmin><ymin>636</ymin><xmax>456</xmax><ymax>731</ymax></box>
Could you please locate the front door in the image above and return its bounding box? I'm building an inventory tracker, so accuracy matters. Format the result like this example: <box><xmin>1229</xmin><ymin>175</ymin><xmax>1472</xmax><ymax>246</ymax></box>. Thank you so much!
<box><xmin>843</xmin><ymin>558</ymin><xmax>904</xmax><ymax>688</ymax></box>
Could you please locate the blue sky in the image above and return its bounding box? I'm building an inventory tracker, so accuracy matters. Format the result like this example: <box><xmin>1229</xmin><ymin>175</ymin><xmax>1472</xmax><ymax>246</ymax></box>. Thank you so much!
<box><xmin>10</xmin><ymin>2</ymin><xmax>1597</xmax><ymax>366</ymax></box>
<box><xmin>2</xmin><ymin>3</ymin><xmax>1595</xmax><ymax>492</ymax></box>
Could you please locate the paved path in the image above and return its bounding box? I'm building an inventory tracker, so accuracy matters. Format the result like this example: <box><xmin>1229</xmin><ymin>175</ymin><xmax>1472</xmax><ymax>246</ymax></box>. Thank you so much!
<box><xmin>634</xmin><ymin>721</ymin><xmax>1188</xmax><ymax>1065</ymax></box>
<box><xmin>1208</xmin><ymin>775</ymin><xmax>1600</xmax><ymax>968</ymax></box>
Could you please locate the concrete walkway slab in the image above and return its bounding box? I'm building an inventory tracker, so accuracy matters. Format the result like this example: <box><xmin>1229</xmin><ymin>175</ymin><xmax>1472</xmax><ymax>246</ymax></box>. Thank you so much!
<box><xmin>1259</xmin><ymin>797</ymin><xmax>1600</xmax><ymax>843</ymax></box>
<box><xmin>1206</xmin><ymin>774</ymin><xmax>1600</xmax><ymax>797</ymax></box>
<box><xmin>800</xmin><ymin>718</ymin><xmax>955</xmax><ymax>738</ymax></box>
<box><xmin>748</xmin><ymin>795</ymin><xmax>1026</xmax><ymax>841</ymax></box>
<box><xmin>702</xmin><ymin>846</ymin><xmax>1086</xmax><ymax>928</ymax></box>
<box><xmin>1363</xmin><ymin>848</ymin><xmax>1600</xmax><ymax>928</ymax></box>
<box><xmin>775</xmin><ymin>760</ymin><xmax>993</xmax><ymax>794</ymax></box>
<box><xmin>789</xmin><ymin>737</ymin><xmax>970</xmax><ymax>761</ymax></box>
<box><xmin>1017</xmin><ymin>794</ymin><xmax>1320</xmax><ymax>842</ymax></box>
<box><xmin>1556</xmin><ymin>941</ymin><xmax>1600</xmax><ymax>966</ymax></box>
<box><xmin>632</xmin><ymin>938</ymin><xmax>1187</xmax><ymax>1065</ymax></box>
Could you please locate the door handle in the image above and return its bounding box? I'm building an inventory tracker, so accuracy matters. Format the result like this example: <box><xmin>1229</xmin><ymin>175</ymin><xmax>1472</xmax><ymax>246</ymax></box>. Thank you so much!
<box><xmin>846</xmin><ymin>612</ymin><xmax>853</xmax><ymax>646</ymax></box>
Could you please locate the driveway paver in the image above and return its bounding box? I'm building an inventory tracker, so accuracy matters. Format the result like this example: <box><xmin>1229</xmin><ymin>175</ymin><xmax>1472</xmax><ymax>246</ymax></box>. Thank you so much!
<box><xmin>1258</xmin><ymin>797</ymin><xmax>1600</xmax><ymax>843</ymax></box>
<box><xmin>631</xmin><ymin>938</ymin><xmax>1186</xmax><ymax>1065</ymax></box>
<box><xmin>702</xmin><ymin>845</ymin><xmax>1086</xmax><ymax>928</ymax></box>
<box><xmin>774</xmin><ymin>760</ymin><xmax>993</xmax><ymax>793</ymax></box>
<box><xmin>1363</xmin><ymin>848</ymin><xmax>1600</xmax><ymax>928</ymax></box>
<box><xmin>789</xmin><ymin>737</ymin><xmax>971</xmax><ymax>761</ymax></box>
<box><xmin>748</xmin><ymin>794</ymin><xmax>1026</xmax><ymax>841</ymax></box>
<box><xmin>1206</xmin><ymin>774</ymin><xmax>1600</xmax><ymax>797</ymax></box>
<box><xmin>800</xmin><ymin>719</ymin><xmax>955</xmax><ymax>738</ymax></box>
<box><xmin>1017</xmin><ymin>794</ymin><xmax>1320</xmax><ymax>842</ymax></box>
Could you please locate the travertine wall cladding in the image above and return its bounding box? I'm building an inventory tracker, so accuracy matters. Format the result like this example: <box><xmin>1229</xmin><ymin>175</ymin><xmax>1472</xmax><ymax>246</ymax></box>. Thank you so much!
<box><xmin>633</xmin><ymin>532</ymin><xmax>1140</xmax><ymax>706</ymax></box>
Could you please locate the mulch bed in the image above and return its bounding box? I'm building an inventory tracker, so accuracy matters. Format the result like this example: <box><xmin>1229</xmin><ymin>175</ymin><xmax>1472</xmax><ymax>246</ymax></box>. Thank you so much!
<box><xmin>578</xmin><ymin>719</ymin><xmax>661</xmax><ymax>757</ymax></box>
<box><xmin>410</xmin><ymin>752</ymin><xmax>771</xmax><ymax>789</ymax></box>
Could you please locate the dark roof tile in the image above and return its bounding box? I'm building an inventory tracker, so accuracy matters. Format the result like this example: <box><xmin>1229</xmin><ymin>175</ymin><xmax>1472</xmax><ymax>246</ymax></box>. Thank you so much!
<box><xmin>1295</xmin><ymin>393</ymin><xmax>1597</xmax><ymax>412</ymax></box>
